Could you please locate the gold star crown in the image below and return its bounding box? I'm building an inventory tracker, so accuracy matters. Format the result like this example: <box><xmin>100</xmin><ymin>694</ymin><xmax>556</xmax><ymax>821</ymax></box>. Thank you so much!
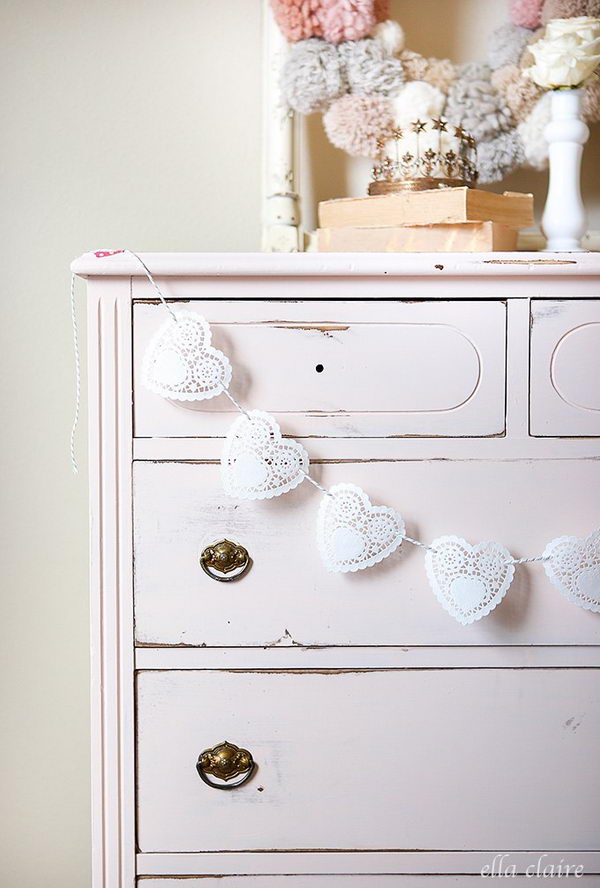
<box><xmin>371</xmin><ymin>118</ymin><xmax>478</xmax><ymax>195</ymax></box>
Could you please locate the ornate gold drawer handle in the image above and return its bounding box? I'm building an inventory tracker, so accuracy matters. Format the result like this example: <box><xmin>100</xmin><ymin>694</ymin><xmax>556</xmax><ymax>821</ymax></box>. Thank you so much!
<box><xmin>196</xmin><ymin>741</ymin><xmax>256</xmax><ymax>790</ymax></box>
<box><xmin>199</xmin><ymin>539</ymin><xmax>251</xmax><ymax>582</ymax></box>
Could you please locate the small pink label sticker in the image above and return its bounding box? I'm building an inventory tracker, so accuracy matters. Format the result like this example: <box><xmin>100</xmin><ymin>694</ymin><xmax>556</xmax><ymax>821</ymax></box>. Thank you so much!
<box><xmin>94</xmin><ymin>250</ymin><xmax>125</xmax><ymax>258</ymax></box>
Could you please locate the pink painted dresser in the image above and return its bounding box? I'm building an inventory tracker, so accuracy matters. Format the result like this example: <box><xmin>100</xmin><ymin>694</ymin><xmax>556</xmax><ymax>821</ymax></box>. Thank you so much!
<box><xmin>72</xmin><ymin>251</ymin><xmax>600</xmax><ymax>888</ymax></box>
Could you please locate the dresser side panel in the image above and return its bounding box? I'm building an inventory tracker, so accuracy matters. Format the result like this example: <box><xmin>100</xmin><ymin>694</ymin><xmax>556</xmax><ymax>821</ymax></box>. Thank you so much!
<box><xmin>88</xmin><ymin>276</ymin><xmax>135</xmax><ymax>888</ymax></box>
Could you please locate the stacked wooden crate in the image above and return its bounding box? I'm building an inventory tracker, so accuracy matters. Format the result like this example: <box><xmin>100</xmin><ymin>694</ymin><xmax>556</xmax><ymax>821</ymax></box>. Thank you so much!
<box><xmin>317</xmin><ymin>187</ymin><xmax>534</xmax><ymax>252</ymax></box>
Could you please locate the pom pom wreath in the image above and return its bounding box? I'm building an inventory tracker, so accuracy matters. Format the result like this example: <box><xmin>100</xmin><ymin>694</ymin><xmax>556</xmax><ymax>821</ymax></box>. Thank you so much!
<box><xmin>476</xmin><ymin>130</ymin><xmax>525</xmax><ymax>183</ymax></box>
<box><xmin>371</xmin><ymin>19</ymin><xmax>405</xmax><ymax>55</ymax></box>
<box><xmin>445</xmin><ymin>62</ymin><xmax>513</xmax><ymax>143</ymax></box>
<box><xmin>487</xmin><ymin>23</ymin><xmax>532</xmax><ymax>69</ymax></box>
<box><xmin>425</xmin><ymin>57</ymin><xmax>457</xmax><ymax>93</ymax></box>
<box><xmin>324</xmin><ymin>93</ymin><xmax>394</xmax><ymax>156</ymax></box>
<box><xmin>270</xmin><ymin>0</ymin><xmax>324</xmax><ymax>42</ymax></box>
<box><xmin>541</xmin><ymin>0</ymin><xmax>599</xmax><ymax>23</ymax></box>
<box><xmin>321</xmin><ymin>0</ymin><xmax>378</xmax><ymax>44</ymax></box>
<box><xmin>390</xmin><ymin>80</ymin><xmax>446</xmax><ymax>126</ymax></box>
<box><xmin>583</xmin><ymin>75</ymin><xmax>600</xmax><ymax>123</ymax></box>
<box><xmin>339</xmin><ymin>38</ymin><xmax>405</xmax><ymax>95</ymax></box>
<box><xmin>400</xmin><ymin>51</ymin><xmax>457</xmax><ymax>91</ymax></box>
<box><xmin>282</xmin><ymin>39</ymin><xmax>347</xmax><ymax>113</ymax></box>
<box><xmin>510</xmin><ymin>0</ymin><xmax>544</xmax><ymax>28</ymax></box>
<box><xmin>399</xmin><ymin>49</ymin><xmax>430</xmax><ymax>81</ymax></box>
<box><xmin>517</xmin><ymin>91</ymin><xmax>552</xmax><ymax>169</ymax></box>
<box><xmin>491</xmin><ymin>63</ymin><xmax>543</xmax><ymax>122</ymax></box>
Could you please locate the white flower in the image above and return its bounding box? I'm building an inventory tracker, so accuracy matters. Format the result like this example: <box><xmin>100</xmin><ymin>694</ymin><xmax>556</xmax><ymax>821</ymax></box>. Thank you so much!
<box><xmin>524</xmin><ymin>16</ymin><xmax>600</xmax><ymax>89</ymax></box>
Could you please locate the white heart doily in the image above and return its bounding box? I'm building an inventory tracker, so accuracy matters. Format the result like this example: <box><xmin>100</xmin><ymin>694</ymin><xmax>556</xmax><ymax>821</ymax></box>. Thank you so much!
<box><xmin>543</xmin><ymin>529</ymin><xmax>600</xmax><ymax>613</ymax></box>
<box><xmin>221</xmin><ymin>410</ymin><xmax>309</xmax><ymax>500</ymax></box>
<box><xmin>317</xmin><ymin>483</ymin><xmax>405</xmax><ymax>573</ymax></box>
<box><xmin>425</xmin><ymin>536</ymin><xmax>515</xmax><ymax>625</ymax></box>
<box><xmin>142</xmin><ymin>310</ymin><xmax>232</xmax><ymax>402</ymax></box>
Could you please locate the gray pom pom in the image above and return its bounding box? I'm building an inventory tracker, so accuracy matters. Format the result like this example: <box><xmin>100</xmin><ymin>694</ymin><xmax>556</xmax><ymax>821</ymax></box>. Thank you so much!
<box><xmin>445</xmin><ymin>62</ymin><xmax>513</xmax><ymax>143</ymax></box>
<box><xmin>282</xmin><ymin>39</ymin><xmax>347</xmax><ymax>115</ymax></box>
<box><xmin>339</xmin><ymin>38</ymin><xmax>405</xmax><ymax>96</ymax></box>
<box><xmin>477</xmin><ymin>130</ymin><xmax>525</xmax><ymax>183</ymax></box>
<box><xmin>487</xmin><ymin>23</ymin><xmax>531</xmax><ymax>70</ymax></box>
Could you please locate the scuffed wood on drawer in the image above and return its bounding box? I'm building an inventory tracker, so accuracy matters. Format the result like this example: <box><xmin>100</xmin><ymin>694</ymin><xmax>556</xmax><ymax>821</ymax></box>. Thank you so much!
<box><xmin>136</xmin><ymin>669</ymin><xmax>600</xmax><ymax>853</ymax></box>
<box><xmin>133</xmin><ymin>460</ymin><xmax>600</xmax><ymax>647</ymax></box>
<box><xmin>530</xmin><ymin>299</ymin><xmax>600</xmax><ymax>436</ymax></box>
<box><xmin>138</xmin><ymin>877</ymin><xmax>600</xmax><ymax>887</ymax></box>
<box><xmin>133</xmin><ymin>300</ymin><xmax>506</xmax><ymax>438</ymax></box>
<box><xmin>137</xmin><ymin>850</ymin><xmax>600</xmax><ymax>877</ymax></box>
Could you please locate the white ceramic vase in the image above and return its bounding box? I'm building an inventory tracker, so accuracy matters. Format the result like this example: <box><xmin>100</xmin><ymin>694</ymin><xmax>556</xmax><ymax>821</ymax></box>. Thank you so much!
<box><xmin>542</xmin><ymin>88</ymin><xmax>589</xmax><ymax>252</ymax></box>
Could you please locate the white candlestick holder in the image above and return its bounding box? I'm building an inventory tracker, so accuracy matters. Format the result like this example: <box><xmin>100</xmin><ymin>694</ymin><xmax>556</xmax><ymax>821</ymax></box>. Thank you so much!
<box><xmin>542</xmin><ymin>88</ymin><xmax>589</xmax><ymax>253</ymax></box>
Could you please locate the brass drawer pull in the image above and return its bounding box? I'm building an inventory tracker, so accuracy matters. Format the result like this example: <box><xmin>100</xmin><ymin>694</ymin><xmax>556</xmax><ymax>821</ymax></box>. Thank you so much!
<box><xmin>196</xmin><ymin>741</ymin><xmax>256</xmax><ymax>790</ymax></box>
<box><xmin>200</xmin><ymin>539</ymin><xmax>251</xmax><ymax>582</ymax></box>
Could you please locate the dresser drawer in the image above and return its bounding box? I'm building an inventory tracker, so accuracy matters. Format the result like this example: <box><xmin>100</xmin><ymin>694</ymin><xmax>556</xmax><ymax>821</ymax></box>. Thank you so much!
<box><xmin>530</xmin><ymin>299</ymin><xmax>600</xmax><ymax>436</ymax></box>
<box><xmin>133</xmin><ymin>459</ymin><xmax>600</xmax><ymax>646</ymax></box>
<box><xmin>133</xmin><ymin>300</ymin><xmax>506</xmax><ymax>438</ymax></box>
<box><xmin>138</xmin><ymin>879</ymin><xmax>600</xmax><ymax>887</ymax></box>
<box><xmin>136</xmin><ymin>669</ymin><xmax>600</xmax><ymax>852</ymax></box>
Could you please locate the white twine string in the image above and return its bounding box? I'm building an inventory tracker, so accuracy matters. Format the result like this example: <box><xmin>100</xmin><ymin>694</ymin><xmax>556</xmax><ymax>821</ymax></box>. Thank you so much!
<box><xmin>303</xmin><ymin>472</ymin><xmax>334</xmax><ymax>497</ymax></box>
<box><xmin>223</xmin><ymin>389</ymin><xmax>251</xmax><ymax>418</ymax></box>
<box><xmin>506</xmin><ymin>554</ymin><xmax>550</xmax><ymax>565</ymax></box>
<box><xmin>125</xmin><ymin>249</ymin><xmax>178</xmax><ymax>323</ymax></box>
<box><xmin>402</xmin><ymin>534</ymin><xmax>437</xmax><ymax>553</ymax></box>
<box><xmin>70</xmin><ymin>272</ymin><xmax>80</xmax><ymax>474</ymax></box>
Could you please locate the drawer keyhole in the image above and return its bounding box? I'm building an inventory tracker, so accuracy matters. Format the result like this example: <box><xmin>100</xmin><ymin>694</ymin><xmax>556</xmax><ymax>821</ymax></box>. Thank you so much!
<box><xmin>315</xmin><ymin>364</ymin><xmax>324</xmax><ymax>373</ymax></box>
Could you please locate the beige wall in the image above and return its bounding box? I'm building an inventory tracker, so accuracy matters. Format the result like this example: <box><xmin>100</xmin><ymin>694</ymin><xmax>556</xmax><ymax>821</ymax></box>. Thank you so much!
<box><xmin>0</xmin><ymin>3</ymin><xmax>261</xmax><ymax>886</ymax></box>
<box><xmin>0</xmin><ymin>2</ymin><xmax>597</xmax><ymax>886</ymax></box>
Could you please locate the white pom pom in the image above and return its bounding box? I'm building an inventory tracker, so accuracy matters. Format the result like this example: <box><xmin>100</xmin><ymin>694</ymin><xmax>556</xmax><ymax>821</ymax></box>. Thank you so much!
<box><xmin>517</xmin><ymin>91</ymin><xmax>552</xmax><ymax>169</ymax></box>
<box><xmin>390</xmin><ymin>81</ymin><xmax>445</xmax><ymax>127</ymax></box>
<box><xmin>371</xmin><ymin>20</ymin><xmax>405</xmax><ymax>56</ymax></box>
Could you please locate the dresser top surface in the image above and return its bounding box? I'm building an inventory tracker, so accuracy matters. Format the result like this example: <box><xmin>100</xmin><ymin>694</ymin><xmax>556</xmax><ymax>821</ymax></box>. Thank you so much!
<box><xmin>71</xmin><ymin>250</ymin><xmax>600</xmax><ymax>279</ymax></box>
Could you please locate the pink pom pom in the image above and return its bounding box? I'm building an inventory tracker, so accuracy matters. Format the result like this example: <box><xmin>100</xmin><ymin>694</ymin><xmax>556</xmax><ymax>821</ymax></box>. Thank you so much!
<box><xmin>270</xmin><ymin>0</ymin><xmax>324</xmax><ymax>43</ymax></box>
<box><xmin>324</xmin><ymin>93</ymin><xmax>394</xmax><ymax>156</ymax></box>
<box><xmin>321</xmin><ymin>0</ymin><xmax>377</xmax><ymax>44</ymax></box>
<box><xmin>510</xmin><ymin>0</ymin><xmax>543</xmax><ymax>28</ymax></box>
<box><xmin>271</xmin><ymin>0</ymin><xmax>388</xmax><ymax>44</ymax></box>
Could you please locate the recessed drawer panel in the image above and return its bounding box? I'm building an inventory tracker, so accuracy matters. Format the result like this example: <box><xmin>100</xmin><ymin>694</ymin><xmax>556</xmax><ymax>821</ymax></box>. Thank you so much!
<box><xmin>530</xmin><ymin>299</ymin><xmax>600</xmax><ymax>436</ymax></box>
<box><xmin>133</xmin><ymin>301</ymin><xmax>506</xmax><ymax>438</ymax></box>
<box><xmin>133</xmin><ymin>460</ymin><xmax>600</xmax><ymax>646</ymax></box>
<box><xmin>136</xmin><ymin>669</ymin><xmax>600</xmax><ymax>852</ymax></box>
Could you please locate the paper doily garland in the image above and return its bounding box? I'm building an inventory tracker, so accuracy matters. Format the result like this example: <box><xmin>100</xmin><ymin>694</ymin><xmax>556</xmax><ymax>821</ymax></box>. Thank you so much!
<box><xmin>317</xmin><ymin>483</ymin><xmax>405</xmax><ymax>573</ymax></box>
<box><xmin>222</xmin><ymin>409</ymin><xmax>309</xmax><ymax>500</ymax></box>
<box><xmin>543</xmin><ymin>529</ymin><xmax>600</xmax><ymax>613</ymax></box>
<box><xmin>425</xmin><ymin>536</ymin><xmax>515</xmax><ymax>625</ymax></box>
<box><xmin>142</xmin><ymin>310</ymin><xmax>231</xmax><ymax>402</ymax></box>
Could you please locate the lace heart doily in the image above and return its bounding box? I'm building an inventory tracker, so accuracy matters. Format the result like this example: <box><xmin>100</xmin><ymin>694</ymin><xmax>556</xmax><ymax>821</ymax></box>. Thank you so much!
<box><xmin>425</xmin><ymin>536</ymin><xmax>515</xmax><ymax>625</ymax></box>
<box><xmin>317</xmin><ymin>483</ymin><xmax>405</xmax><ymax>573</ymax></box>
<box><xmin>543</xmin><ymin>529</ymin><xmax>600</xmax><ymax>613</ymax></box>
<box><xmin>221</xmin><ymin>409</ymin><xmax>309</xmax><ymax>500</ymax></box>
<box><xmin>142</xmin><ymin>310</ymin><xmax>232</xmax><ymax>402</ymax></box>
